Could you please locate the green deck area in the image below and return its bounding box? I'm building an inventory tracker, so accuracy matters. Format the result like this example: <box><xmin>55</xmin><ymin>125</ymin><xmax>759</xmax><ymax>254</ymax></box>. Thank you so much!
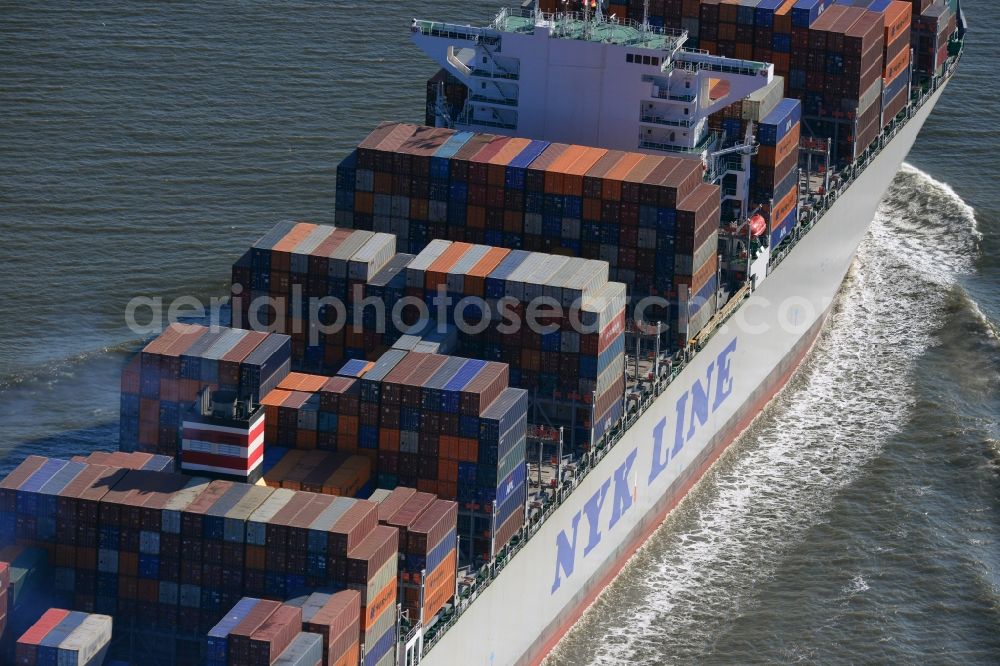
<box><xmin>496</xmin><ymin>11</ymin><xmax>681</xmax><ymax>50</ymax></box>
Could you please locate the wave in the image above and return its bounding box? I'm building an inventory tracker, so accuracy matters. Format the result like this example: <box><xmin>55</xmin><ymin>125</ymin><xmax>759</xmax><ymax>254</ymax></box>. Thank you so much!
<box><xmin>0</xmin><ymin>339</ymin><xmax>143</xmax><ymax>393</ymax></box>
<box><xmin>0</xmin><ymin>307</ymin><xmax>232</xmax><ymax>393</ymax></box>
<box><xmin>546</xmin><ymin>166</ymin><xmax>983</xmax><ymax>665</ymax></box>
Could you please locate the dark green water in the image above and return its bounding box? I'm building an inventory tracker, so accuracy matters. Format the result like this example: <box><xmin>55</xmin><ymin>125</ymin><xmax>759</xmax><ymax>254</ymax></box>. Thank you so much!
<box><xmin>1</xmin><ymin>2</ymin><xmax>996</xmax><ymax>664</ymax></box>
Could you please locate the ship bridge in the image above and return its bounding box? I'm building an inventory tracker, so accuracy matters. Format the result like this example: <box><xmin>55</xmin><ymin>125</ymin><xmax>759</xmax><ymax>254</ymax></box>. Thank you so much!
<box><xmin>412</xmin><ymin>6</ymin><xmax>773</xmax><ymax>158</ymax></box>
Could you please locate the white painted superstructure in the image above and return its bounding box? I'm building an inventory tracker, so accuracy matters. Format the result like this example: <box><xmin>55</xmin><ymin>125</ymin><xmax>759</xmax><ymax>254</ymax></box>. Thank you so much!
<box><xmin>412</xmin><ymin>8</ymin><xmax>773</xmax><ymax>156</ymax></box>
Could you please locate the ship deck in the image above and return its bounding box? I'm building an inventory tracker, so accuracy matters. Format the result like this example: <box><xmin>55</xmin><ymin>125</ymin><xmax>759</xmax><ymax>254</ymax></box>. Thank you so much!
<box><xmin>493</xmin><ymin>8</ymin><xmax>684</xmax><ymax>50</ymax></box>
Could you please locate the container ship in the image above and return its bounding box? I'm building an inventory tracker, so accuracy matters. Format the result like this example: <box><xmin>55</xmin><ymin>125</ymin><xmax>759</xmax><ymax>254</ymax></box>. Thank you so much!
<box><xmin>0</xmin><ymin>1</ymin><xmax>964</xmax><ymax>665</ymax></box>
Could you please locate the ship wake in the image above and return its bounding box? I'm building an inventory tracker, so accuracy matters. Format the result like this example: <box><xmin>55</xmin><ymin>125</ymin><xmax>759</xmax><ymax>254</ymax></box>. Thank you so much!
<box><xmin>545</xmin><ymin>165</ymin><xmax>981</xmax><ymax>665</ymax></box>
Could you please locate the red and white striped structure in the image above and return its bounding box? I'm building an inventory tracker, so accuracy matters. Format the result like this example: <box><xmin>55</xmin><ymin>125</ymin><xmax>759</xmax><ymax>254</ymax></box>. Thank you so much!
<box><xmin>180</xmin><ymin>410</ymin><xmax>265</xmax><ymax>480</ymax></box>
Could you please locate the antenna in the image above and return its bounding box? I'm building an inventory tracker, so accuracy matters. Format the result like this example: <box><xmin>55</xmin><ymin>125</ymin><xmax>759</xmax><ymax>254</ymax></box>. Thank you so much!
<box><xmin>642</xmin><ymin>0</ymin><xmax>650</xmax><ymax>31</ymax></box>
<box><xmin>534</xmin><ymin>0</ymin><xmax>540</xmax><ymax>20</ymax></box>
<box><xmin>595</xmin><ymin>0</ymin><xmax>603</xmax><ymax>24</ymax></box>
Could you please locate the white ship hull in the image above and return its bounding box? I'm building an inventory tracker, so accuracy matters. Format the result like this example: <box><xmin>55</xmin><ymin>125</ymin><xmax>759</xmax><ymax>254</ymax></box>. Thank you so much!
<box><xmin>421</xmin><ymin>81</ymin><xmax>948</xmax><ymax>666</ymax></box>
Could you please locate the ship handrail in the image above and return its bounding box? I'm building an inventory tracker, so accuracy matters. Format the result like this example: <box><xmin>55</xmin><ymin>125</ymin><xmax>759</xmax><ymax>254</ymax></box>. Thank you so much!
<box><xmin>419</xmin><ymin>46</ymin><xmax>963</xmax><ymax>660</ymax></box>
<box><xmin>690</xmin><ymin>283</ymin><xmax>751</xmax><ymax>349</ymax></box>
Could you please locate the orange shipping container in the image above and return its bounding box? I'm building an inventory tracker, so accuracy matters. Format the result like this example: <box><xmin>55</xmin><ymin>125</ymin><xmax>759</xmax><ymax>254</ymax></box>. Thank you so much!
<box><xmin>422</xmin><ymin>549</ymin><xmax>458</xmax><ymax>621</ymax></box>
<box><xmin>379</xmin><ymin>428</ymin><xmax>400</xmax><ymax>452</ymax></box>
<box><xmin>246</xmin><ymin>545</ymin><xmax>266</xmax><ymax>569</ymax></box>
<box><xmin>771</xmin><ymin>183</ymin><xmax>798</xmax><ymax>227</ymax></box>
<box><xmin>757</xmin><ymin>122</ymin><xmax>801</xmax><ymax>166</ymax></box>
<box><xmin>463</xmin><ymin>247</ymin><xmax>510</xmax><ymax>296</ymax></box>
<box><xmin>458</xmin><ymin>438</ymin><xmax>478</xmax><ymax>462</ymax></box>
<box><xmin>883</xmin><ymin>45</ymin><xmax>911</xmax><ymax>83</ymax></box>
<box><xmin>361</xmin><ymin>578</ymin><xmax>398</xmax><ymax>631</ymax></box>
<box><xmin>330</xmin><ymin>643</ymin><xmax>360</xmax><ymax>666</ymax></box>
<box><xmin>601</xmin><ymin>153</ymin><xmax>645</xmax><ymax>201</ymax></box>
<box><xmin>883</xmin><ymin>1</ymin><xmax>911</xmax><ymax>45</ymax></box>
<box><xmin>425</xmin><ymin>242</ymin><xmax>472</xmax><ymax>291</ymax></box>
<box><xmin>561</xmin><ymin>147</ymin><xmax>608</xmax><ymax>197</ymax></box>
<box><xmin>466</xmin><ymin>205</ymin><xmax>486</xmax><ymax>228</ymax></box>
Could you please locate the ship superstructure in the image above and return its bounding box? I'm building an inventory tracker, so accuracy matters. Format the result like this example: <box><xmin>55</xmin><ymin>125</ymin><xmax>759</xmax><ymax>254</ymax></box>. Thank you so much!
<box><xmin>413</xmin><ymin>7</ymin><xmax>773</xmax><ymax>157</ymax></box>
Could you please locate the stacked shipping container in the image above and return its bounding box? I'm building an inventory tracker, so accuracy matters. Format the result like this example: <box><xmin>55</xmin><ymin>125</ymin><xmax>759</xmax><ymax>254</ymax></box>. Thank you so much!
<box><xmin>205</xmin><ymin>596</ymin><xmax>333</xmax><ymax>666</ymax></box>
<box><xmin>397</xmin><ymin>240</ymin><xmax>628</xmax><ymax>441</ymax></box>
<box><xmin>70</xmin><ymin>451</ymin><xmax>175</xmax><ymax>473</ymax></box>
<box><xmin>372</xmin><ymin>488</ymin><xmax>458</xmax><ymax>622</ymax></box>
<box><xmin>797</xmin><ymin>4</ymin><xmax>886</xmax><ymax>163</ymax></box>
<box><xmin>230</xmin><ymin>222</ymin><xmax>396</xmax><ymax>374</ymax></box>
<box><xmin>874</xmin><ymin>1</ymin><xmax>915</xmax><ymax>122</ymax></box>
<box><xmin>333</xmin><ymin>122</ymin><xmax>719</xmax><ymax>340</ymax></box>
<box><xmin>14</xmin><ymin>608</ymin><xmax>111</xmax><ymax>666</ymax></box>
<box><xmin>910</xmin><ymin>0</ymin><xmax>956</xmax><ymax>83</ymax></box>
<box><xmin>262</xmin><ymin>450</ymin><xmax>372</xmax><ymax>498</ymax></box>
<box><xmin>287</xmin><ymin>590</ymin><xmax>360</xmax><ymax>666</ymax></box>
<box><xmin>254</xmin><ymin>349</ymin><xmax>524</xmax><ymax>564</ymax></box>
<box><xmin>0</xmin><ymin>457</ymin><xmax>401</xmax><ymax>663</ymax></box>
<box><xmin>120</xmin><ymin>324</ymin><xmax>290</xmax><ymax>457</ymax></box>
<box><xmin>753</xmin><ymin>98</ymin><xmax>803</xmax><ymax>246</ymax></box>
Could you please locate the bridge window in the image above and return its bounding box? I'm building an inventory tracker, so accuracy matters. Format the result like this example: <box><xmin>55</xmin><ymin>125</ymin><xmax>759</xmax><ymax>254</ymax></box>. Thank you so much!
<box><xmin>627</xmin><ymin>54</ymin><xmax>660</xmax><ymax>67</ymax></box>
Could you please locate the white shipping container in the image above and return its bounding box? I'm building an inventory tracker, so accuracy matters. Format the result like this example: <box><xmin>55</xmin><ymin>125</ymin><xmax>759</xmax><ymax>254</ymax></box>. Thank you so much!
<box><xmin>582</xmin><ymin>282</ymin><xmax>627</xmax><ymax>331</ymax></box>
<box><xmin>246</xmin><ymin>488</ymin><xmax>296</xmax><ymax>545</ymax></box>
<box><xmin>56</xmin><ymin>614</ymin><xmax>112</xmax><ymax>666</ymax></box>
<box><xmin>743</xmin><ymin>75</ymin><xmax>785</xmax><ymax>122</ymax></box>
<box><xmin>524</xmin><ymin>256</ymin><xmax>568</xmax><ymax>302</ymax></box>
<box><xmin>563</xmin><ymin>259</ymin><xmax>610</xmax><ymax>307</ymax></box>
<box><xmin>447</xmin><ymin>244</ymin><xmax>490</xmax><ymax>294</ymax></box>
<box><xmin>308</xmin><ymin>497</ymin><xmax>356</xmax><ymax>535</ymax></box>
<box><xmin>329</xmin><ymin>230</ymin><xmax>374</xmax><ymax>279</ymax></box>
<box><xmin>392</xmin><ymin>334</ymin><xmax>421</xmax><ymax>351</ymax></box>
<box><xmin>295</xmin><ymin>225</ymin><xmax>334</xmax><ymax>261</ymax></box>
<box><xmin>349</xmin><ymin>232</ymin><xmax>396</xmax><ymax>282</ymax></box>
<box><xmin>544</xmin><ymin>257</ymin><xmax>585</xmax><ymax>303</ymax></box>
<box><xmin>406</xmin><ymin>239</ymin><xmax>451</xmax><ymax>288</ymax></box>
<box><xmin>161</xmin><ymin>478</ymin><xmax>211</xmax><ymax>534</ymax></box>
<box><xmin>505</xmin><ymin>253</ymin><xmax>546</xmax><ymax>301</ymax></box>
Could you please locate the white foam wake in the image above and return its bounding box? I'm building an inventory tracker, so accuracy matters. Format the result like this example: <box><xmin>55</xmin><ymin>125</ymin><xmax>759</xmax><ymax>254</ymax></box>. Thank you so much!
<box><xmin>545</xmin><ymin>166</ymin><xmax>981</xmax><ymax>665</ymax></box>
